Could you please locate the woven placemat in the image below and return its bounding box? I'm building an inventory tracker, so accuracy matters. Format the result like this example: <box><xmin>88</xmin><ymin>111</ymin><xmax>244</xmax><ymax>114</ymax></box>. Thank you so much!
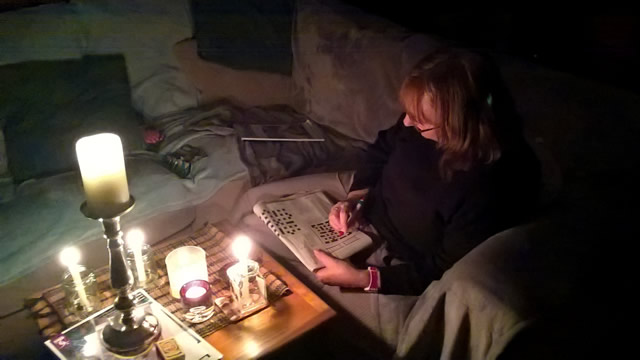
<box><xmin>28</xmin><ymin>224</ymin><xmax>290</xmax><ymax>339</ymax></box>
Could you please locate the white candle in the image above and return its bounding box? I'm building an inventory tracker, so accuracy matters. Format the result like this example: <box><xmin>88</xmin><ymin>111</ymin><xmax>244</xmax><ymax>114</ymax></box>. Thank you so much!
<box><xmin>232</xmin><ymin>235</ymin><xmax>252</xmax><ymax>306</ymax></box>
<box><xmin>59</xmin><ymin>247</ymin><xmax>91</xmax><ymax>311</ymax></box>
<box><xmin>126</xmin><ymin>229</ymin><xmax>147</xmax><ymax>284</ymax></box>
<box><xmin>75</xmin><ymin>133</ymin><xmax>130</xmax><ymax>213</ymax></box>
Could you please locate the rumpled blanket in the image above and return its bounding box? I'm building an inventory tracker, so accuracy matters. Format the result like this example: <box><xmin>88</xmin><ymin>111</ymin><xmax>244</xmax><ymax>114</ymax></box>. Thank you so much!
<box><xmin>146</xmin><ymin>101</ymin><xmax>366</xmax><ymax>186</ymax></box>
<box><xmin>235</xmin><ymin>105</ymin><xmax>366</xmax><ymax>185</ymax></box>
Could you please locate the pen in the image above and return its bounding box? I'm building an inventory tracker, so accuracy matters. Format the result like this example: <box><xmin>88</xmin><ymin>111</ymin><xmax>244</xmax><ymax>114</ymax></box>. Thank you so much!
<box><xmin>342</xmin><ymin>197</ymin><xmax>365</xmax><ymax>234</ymax></box>
<box><xmin>349</xmin><ymin>197</ymin><xmax>365</xmax><ymax>221</ymax></box>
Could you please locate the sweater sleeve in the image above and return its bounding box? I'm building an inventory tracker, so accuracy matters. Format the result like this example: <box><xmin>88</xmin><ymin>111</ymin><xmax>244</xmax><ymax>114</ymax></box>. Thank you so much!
<box><xmin>350</xmin><ymin>116</ymin><xmax>404</xmax><ymax>191</ymax></box>
<box><xmin>378</xmin><ymin>180</ymin><xmax>502</xmax><ymax>295</ymax></box>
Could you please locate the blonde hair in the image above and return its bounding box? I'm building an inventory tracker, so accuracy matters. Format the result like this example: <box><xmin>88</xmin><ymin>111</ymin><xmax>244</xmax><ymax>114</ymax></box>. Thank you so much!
<box><xmin>400</xmin><ymin>48</ymin><xmax>519</xmax><ymax>180</ymax></box>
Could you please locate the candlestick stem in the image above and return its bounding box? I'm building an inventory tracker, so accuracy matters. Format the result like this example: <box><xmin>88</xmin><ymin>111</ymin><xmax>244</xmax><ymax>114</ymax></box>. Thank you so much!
<box><xmin>81</xmin><ymin>197</ymin><xmax>161</xmax><ymax>357</ymax></box>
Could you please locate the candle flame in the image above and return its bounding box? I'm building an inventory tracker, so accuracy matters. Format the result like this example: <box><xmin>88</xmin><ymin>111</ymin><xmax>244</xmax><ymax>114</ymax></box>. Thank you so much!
<box><xmin>185</xmin><ymin>286</ymin><xmax>207</xmax><ymax>299</ymax></box>
<box><xmin>126</xmin><ymin>228</ymin><xmax>145</xmax><ymax>249</ymax></box>
<box><xmin>59</xmin><ymin>247</ymin><xmax>81</xmax><ymax>267</ymax></box>
<box><xmin>232</xmin><ymin>235</ymin><xmax>252</xmax><ymax>260</ymax></box>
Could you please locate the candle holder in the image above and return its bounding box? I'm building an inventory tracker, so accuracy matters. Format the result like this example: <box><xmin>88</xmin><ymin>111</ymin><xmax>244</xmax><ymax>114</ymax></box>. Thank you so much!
<box><xmin>81</xmin><ymin>197</ymin><xmax>161</xmax><ymax>357</ymax></box>
<box><xmin>62</xmin><ymin>266</ymin><xmax>99</xmax><ymax>318</ymax></box>
<box><xmin>125</xmin><ymin>243</ymin><xmax>158</xmax><ymax>289</ymax></box>
<box><xmin>179</xmin><ymin>279</ymin><xmax>215</xmax><ymax>323</ymax></box>
<box><xmin>226</xmin><ymin>259</ymin><xmax>268</xmax><ymax>316</ymax></box>
<box><xmin>165</xmin><ymin>246</ymin><xmax>209</xmax><ymax>299</ymax></box>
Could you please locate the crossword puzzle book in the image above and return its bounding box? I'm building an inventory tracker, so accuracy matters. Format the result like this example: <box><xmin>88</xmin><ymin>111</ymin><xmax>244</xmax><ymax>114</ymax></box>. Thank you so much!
<box><xmin>253</xmin><ymin>190</ymin><xmax>373</xmax><ymax>271</ymax></box>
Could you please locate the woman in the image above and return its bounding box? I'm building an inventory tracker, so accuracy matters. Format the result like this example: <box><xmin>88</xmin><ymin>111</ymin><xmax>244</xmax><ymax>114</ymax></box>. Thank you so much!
<box><xmin>315</xmin><ymin>47</ymin><xmax>541</xmax><ymax>295</ymax></box>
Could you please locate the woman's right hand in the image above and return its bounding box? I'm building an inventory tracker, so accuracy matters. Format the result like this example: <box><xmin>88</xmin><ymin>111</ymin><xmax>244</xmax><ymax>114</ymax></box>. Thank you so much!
<box><xmin>329</xmin><ymin>200</ymin><xmax>353</xmax><ymax>234</ymax></box>
<box><xmin>329</xmin><ymin>189</ymin><xmax>369</xmax><ymax>234</ymax></box>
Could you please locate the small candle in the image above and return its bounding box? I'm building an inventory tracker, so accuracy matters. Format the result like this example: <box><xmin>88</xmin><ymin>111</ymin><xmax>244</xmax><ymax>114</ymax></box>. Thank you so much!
<box><xmin>59</xmin><ymin>247</ymin><xmax>91</xmax><ymax>311</ymax></box>
<box><xmin>231</xmin><ymin>235</ymin><xmax>252</xmax><ymax>305</ymax></box>
<box><xmin>75</xmin><ymin>133</ymin><xmax>130</xmax><ymax>214</ymax></box>
<box><xmin>126</xmin><ymin>229</ymin><xmax>147</xmax><ymax>284</ymax></box>
<box><xmin>179</xmin><ymin>279</ymin><xmax>214</xmax><ymax>323</ymax></box>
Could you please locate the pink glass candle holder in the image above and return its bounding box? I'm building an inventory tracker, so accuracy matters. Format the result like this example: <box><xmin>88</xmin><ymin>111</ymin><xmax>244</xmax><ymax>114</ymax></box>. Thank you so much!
<box><xmin>179</xmin><ymin>279</ymin><xmax>215</xmax><ymax>323</ymax></box>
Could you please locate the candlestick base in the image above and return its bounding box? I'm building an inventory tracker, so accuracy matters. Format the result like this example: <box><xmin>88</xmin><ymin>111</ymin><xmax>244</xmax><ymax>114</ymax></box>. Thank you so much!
<box><xmin>81</xmin><ymin>197</ymin><xmax>162</xmax><ymax>357</ymax></box>
<box><xmin>101</xmin><ymin>309</ymin><xmax>161</xmax><ymax>357</ymax></box>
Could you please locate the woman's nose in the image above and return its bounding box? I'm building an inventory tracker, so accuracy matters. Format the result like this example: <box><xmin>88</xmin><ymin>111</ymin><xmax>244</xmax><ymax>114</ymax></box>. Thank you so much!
<box><xmin>402</xmin><ymin>114</ymin><xmax>413</xmax><ymax>127</ymax></box>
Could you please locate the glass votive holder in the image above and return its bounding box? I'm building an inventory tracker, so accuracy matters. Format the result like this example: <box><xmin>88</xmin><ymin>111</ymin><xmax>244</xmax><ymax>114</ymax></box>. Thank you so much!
<box><xmin>62</xmin><ymin>266</ymin><xmax>100</xmax><ymax>318</ymax></box>
<box><xmin>125</xmin><ymin>243</ymin><xmax>158</xmax><ymax>289</ymax></box>
<box><xmin>179</xmin><ymin>279</ymin><xmax>215</xmax><ymax>323</ymax></box>
<box><xmin>166</xmin><ymin>246</ymin><xmax>209</xmax><ymax>299</ymax></box>
<box><xmin>226</xmin><ymin>259</ymin><xmax>268</xmax><ymax>316</ymax></box>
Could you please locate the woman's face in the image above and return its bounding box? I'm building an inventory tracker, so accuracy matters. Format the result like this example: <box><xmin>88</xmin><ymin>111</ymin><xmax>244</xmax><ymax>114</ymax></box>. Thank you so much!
<box><xmin>402</xmin><ymin>95</ymin><xmax>439</xmax><ymax>141</ymax></box>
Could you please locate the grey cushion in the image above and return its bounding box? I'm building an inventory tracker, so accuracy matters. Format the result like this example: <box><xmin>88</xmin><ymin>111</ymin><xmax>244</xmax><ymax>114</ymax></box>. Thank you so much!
<box><xmin>0</xmin><ymin>128</ymin><xmax>13</xmax><ymax>203</ymax></box>
<box><xmin>0</xmin><ymin>55</ymin><xmax>145</xmax><ymax>182</ymax></box>
<box><xmin>292</xmin><ymin>0</ymin><xmax>442</xmax><ymax>142</ymax></box>
<box><xmin>192</xmin><ymin>0</ymin><xmax>293</xmax><ymax>75</ymax></box>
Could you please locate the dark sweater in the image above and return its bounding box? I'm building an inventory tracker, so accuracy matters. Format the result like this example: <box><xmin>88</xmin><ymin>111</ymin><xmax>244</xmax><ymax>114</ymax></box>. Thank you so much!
<box><xmin>350</xmin><ymin>119</ymin><xmax>541</xmax><ymax>295</ymax></box>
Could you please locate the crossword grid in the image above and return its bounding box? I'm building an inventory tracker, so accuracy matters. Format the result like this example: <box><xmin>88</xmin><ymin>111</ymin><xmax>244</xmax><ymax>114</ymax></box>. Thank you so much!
<box><xmin>260</xmin><ymin>209</ymin><xmax>351</xmax><ymax>245</ymax></box>
<box><xmin>261</xmin><ymin>208</ymin><xmax>301</xmax><ymax>238</ymax></box>
<box><xmin>310</xmin><ymin>220</ymin><xmax>351</xmax><ymax>244</ymax></box>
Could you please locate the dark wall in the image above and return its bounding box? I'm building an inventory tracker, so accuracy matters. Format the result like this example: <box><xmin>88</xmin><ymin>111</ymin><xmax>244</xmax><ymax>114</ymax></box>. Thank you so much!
<box><xmin>344</xmin><ymin>2</ymin><xmax>640</xmax><ymax>95</ymax></box>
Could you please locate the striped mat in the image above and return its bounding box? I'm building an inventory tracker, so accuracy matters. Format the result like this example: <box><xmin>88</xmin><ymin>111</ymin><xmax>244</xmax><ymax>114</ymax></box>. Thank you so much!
<box><xmin>28</xmin><ymin>223</ymin><xmax>291</xmax><ymax>339</ymax></box>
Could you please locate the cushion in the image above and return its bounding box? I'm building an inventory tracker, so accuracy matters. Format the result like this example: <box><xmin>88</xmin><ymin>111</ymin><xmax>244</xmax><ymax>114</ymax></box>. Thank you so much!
<box><xmin>0</xmin><ymin>55</ymin><xmax>145</xmax><ymax>183</ymax></box>
<box><xmin>174</xmin><ymin>40</ymin><xmax>293</xmax><ymax>107</ymax></box>
<box><xmin>0</xmin><ymin>1</ymin><xmax>86</xmax><ymax>65</ymax></box>
<box><xmin>0</xmin><ymin>128</ymin><xmax>14</xmax><ymax>203</ymax></box>
<box><xmin>74</xmin><ymin>0</ymin><xmax>198</xmax><ymax>118</ymax></box>
<box><xmin>291</xmin><ymin>0</ymin><xmax>442</xmax><ymax>142</ymax></box>
<box><xmin>191</xmin><ymin>0</ymin><xmax>294</xmax><ymax>75</ymax></box>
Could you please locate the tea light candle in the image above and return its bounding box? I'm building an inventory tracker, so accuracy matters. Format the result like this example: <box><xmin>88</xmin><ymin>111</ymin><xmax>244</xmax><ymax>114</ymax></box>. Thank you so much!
<box><xmin>180</xmin><ymin>280</ymin><xmax>212</xmax><ymax>307</ymax></box>
<box><xmin>59</xmin><ymin>247</ymin><xmax>91</xmax><ymax>311</ymax></box>
<box><xmin>75</xmin><ymin>133</ymin><xmax>130</xmax><ymax>214</ymax></box>
<box><xmin>185</xmin><ymin>286</ymin><xmax>206</xmax><ymax>299</ymax></box>
<box><xmin>179</xmin><ymin>279</ymin><xmax>214</xmax><ymax>323</ymax></box>
<box><xmin>126</xmin><ymin>229</ymin><xmax>147</xmax><ymax>284</ymax></box>
<box><xmin>231</xmin><ymin>235</ymin><xmax>252</xmax><ymax>305</ymax></box>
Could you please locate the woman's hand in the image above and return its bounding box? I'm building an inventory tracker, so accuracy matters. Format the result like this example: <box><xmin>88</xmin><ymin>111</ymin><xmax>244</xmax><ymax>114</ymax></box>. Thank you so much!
<box><xmin>328</xmin><ymin>189</ymin><xmax>369</xmax><ymax>233</ymax></box>
<box><xmin>329</xmin><ymin>201</ymin><xmax>352</xmax><ymax>234</ymax></box>
<box><xmin>313</xmin><ymin>250</ymin><xmax>370</xmax><ymax>288</ymax></box>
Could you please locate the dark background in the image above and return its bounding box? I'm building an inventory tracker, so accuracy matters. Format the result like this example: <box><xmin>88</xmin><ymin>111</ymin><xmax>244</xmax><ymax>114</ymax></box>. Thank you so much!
<box><xmin>344</xmin><ymin>2</ymin><xmax>640</xmax><ymax>95</ymax></box>
<box><xmin>2</xmin><ymin>1</ymin><xmax>638</xmax><ymax>95</ymax></box>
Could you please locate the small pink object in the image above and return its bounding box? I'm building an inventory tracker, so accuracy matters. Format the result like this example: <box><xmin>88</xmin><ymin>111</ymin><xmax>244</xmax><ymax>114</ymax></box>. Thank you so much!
<box><xmin>51</xmin><ymin>334</ymin><xmax>71</xmax><ymax>350</ymax></box>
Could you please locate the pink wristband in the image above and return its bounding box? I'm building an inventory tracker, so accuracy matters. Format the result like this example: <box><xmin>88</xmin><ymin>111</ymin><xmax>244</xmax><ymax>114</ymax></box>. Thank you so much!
<box><xmin>364</xmin><ymin>266</ymin><xmax>380</xmax><ymax>292</ymax></box>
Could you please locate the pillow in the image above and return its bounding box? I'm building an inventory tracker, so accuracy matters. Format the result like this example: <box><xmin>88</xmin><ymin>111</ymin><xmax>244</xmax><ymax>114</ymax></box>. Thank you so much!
<box><xmin>0</xmin><ymin>1</ymin><xmax>86</xmax><ymax>65</ymax></box>
<box><xmin>292</xmin><ymin>0</ymin><xmax>442</xmax><ymax>142</ymax></box>
<box><xmin>191</xmin><ymin>0</ymin><xmax>294</xmax><ymax>75</ymax></box>
<box><xmin>0</xmin><ymin>128</ymin><xmax>14</xmax><ymax>203</ymax></box>
<box><xmin>74</xmin><ymin>0</ymin><xmax>198</xmax><ymax>118</ymax></box>
<box><xmin>174</xmin><ymin>39</ymin><xmax>293</xmax><ymax>107</ymax></box>
<box><xmin>0</xmin><ymin>55</ymin><xmax>145</xmax><ymax>183</ymax></box>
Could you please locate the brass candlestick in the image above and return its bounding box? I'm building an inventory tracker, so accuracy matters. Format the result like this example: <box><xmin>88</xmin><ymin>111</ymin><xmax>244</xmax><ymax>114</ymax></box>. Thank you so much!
<box><xmin>81</xmin><ymin>197</ymin><xmax>161</xmax><ymax>357</ymax></box>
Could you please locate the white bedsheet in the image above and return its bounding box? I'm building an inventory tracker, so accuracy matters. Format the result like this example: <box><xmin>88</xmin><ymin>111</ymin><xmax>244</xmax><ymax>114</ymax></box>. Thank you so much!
<box><xmin>0</xmin><ymin>135</ymin><xmax>246</xmax><ymax>285</ymax></box>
